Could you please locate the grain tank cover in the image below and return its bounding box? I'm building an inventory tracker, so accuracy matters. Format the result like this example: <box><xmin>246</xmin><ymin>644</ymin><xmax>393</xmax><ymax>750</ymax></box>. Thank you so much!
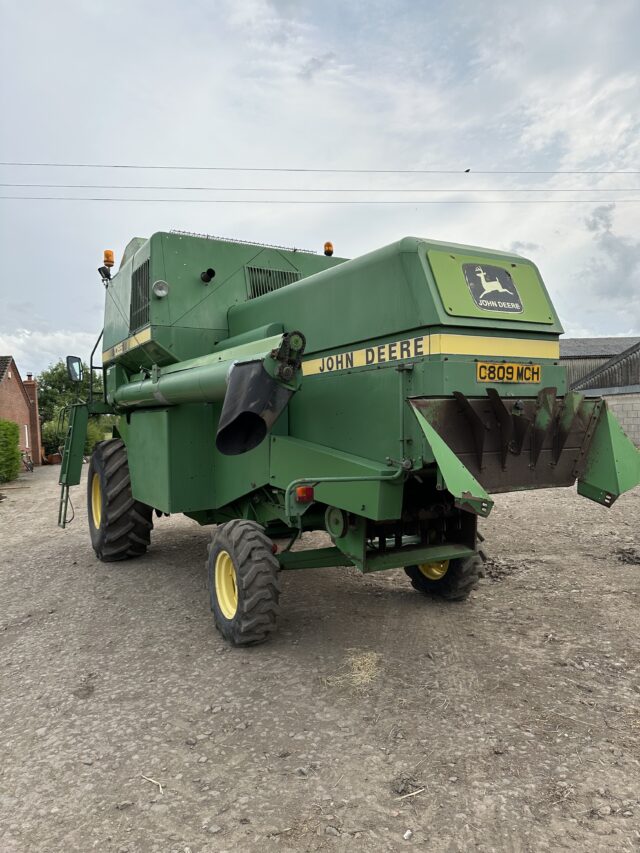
<box><xmin>229</xmin><ymin>237</ymin><xmax>563</xmax><ymax>360</ymax></box>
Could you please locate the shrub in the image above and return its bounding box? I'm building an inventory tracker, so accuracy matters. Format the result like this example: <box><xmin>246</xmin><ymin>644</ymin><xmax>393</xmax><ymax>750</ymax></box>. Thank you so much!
<box><xmin>85</xmin><ymin>419</ymin><xmax>105</xmax><ymax>455</ymax></box>
<box><xmin>42</xmin><ymin>415</ymin><xmax>111</xmax><ymax>458</ymax></box>
<box><xmin>0</xmin><ymin>419</ymin><xmax>21</xmax><ymax>483</ymax></box>
<box><xmin>41</xmin><ymin>421</ymin><xmax>64</xmax><ymax>456</ymax></box>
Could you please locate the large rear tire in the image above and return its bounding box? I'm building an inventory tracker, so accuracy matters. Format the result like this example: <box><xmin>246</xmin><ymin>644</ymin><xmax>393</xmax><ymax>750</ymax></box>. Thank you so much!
<box><xmin>87</xmin><ymin>439</ymin><xmax>153</xmax><ymax>562</ymax></box>
<box><xmin>404</xmin><ymin>555</ymin><xmax>482</xmax><ymax>601</ymax></box>
<box><xmin>207</xmin><ymin>520</ymin><xmax>280</xmax><ymax>645</ymax></box>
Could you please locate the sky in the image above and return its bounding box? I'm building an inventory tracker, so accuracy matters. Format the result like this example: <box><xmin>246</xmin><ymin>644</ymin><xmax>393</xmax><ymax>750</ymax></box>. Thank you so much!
<box><xmin>1</xmin><ymin>0</ymin><xmax>639</xmax><ymax>375</ymax></box>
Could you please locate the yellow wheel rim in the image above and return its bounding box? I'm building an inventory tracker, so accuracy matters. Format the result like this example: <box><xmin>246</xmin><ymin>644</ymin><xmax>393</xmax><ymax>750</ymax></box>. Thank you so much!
<box><xmin>91</xmin><ymin>473</ymin><xmax>102</xmax><ymax>529</ymax></box>
<box><xmin>418</xmin><ymin>559</ymin><xmax>449</xmax><ymax>581</ymax></box>
<box><xmin>215</xmin><ymin>550</ymin><xmax>238</xmax><ymax>619</ymax></box>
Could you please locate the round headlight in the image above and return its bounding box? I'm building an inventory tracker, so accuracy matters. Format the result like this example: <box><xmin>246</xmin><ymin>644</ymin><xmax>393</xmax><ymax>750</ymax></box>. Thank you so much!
<box><xmin>152</xmin><ymin>279</ymin><xmax>169</xmax><ymax>298</ymax></box>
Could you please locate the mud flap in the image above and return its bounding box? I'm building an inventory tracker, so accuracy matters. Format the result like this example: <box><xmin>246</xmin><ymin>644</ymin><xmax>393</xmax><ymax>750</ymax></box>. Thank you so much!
<box><xmin>411</xmin><ymin>404</ymin><xmax>494</xmax><ymax>517</ymax></box>
<box><xmin>577</xmin><ymin>403</ymin><xmax>640</xmax><ymax>507</ymax></box>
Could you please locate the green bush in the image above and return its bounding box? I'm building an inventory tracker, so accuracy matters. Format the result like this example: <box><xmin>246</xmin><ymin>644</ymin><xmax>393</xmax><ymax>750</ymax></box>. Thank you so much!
<box><xmin>85</xmin><ymin>419</ymin><xmax>105</xmax><ymax>455</ymax></box>
<box><xmin>41</xmin><ymin>421</ymin><xmax>64</xmax><ymax>456</ymax></box>
<box><xmin>42</xmin><ymin>415</ymin><xmax>111</xmax><ymax>458</ymax></box>
<box><xmin>0</xmin><ymin>419</ymin><xmax>21</xmax><ymax>483</ymax></box>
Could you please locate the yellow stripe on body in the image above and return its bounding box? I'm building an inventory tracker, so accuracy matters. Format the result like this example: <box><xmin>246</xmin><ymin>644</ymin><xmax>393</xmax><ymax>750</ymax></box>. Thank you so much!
<box><xmin>102</xmin><ymin>326</ymin><xmax>152</xmax><ymax>364</ymax></box>
<box><xmin>430</xmin><ymin>334</ymin><xmax>559</xmax><ymax>360</ymax></box>
<box><xmin>102</xmin><ymin>328</ymin><xmax>559</xmax><ymax>372</ymax></box>
<box><xmin>302</xmin><ymin>333</ymin><xmax>559</xmax><ymax>377</ymax></box>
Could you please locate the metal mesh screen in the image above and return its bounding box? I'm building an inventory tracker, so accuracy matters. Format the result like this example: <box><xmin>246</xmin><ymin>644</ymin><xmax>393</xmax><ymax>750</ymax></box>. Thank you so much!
<box><xmin>130</xmin><ymin>260</ymin><xmax>150</xmax><ymax>332</ymax></box>
<box><xmin>246</xmin><ymin>266</ymin><xmax>301</xmax><ymax>299</ymax></box>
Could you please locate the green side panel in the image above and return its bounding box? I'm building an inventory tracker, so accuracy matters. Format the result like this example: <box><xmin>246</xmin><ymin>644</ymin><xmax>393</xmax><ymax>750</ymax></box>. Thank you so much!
<box><xmin>124</xmin><ymin>404</ymin><xmax>216</xmax><ymax>513</ymax></box>
<box><xmin>269</xmin><ymin>436</ymin><xmax>403</xmax><ymax>521</ymax></box>
<box><xmin>58</xmin><ymin>403</ymin><xmax>90</xmax><ymax>529</ymax></box>
<box><xmin>122</xmin><ymin>397</ymin><xmax>291</xmax><ymax>515</ymax></box>
<box><xmin>411</xmin><ymin>405</ymin><xmax>494</xmax><ymax>517</ymax></box>
<box><xmin>577</xmin><ymin>404</ymin><xmax>640</xmax><ymax>506</ymax></box>
<box><xmin>59</xmin><ymin>404</ymin><xmax>89</xmax><ymax>486</ymax></box>
<box><xmin>426</xmin><ymin>249</ymin><xmax>558</xmax><ymax>325</ymax></box>
<box><xmin>289</xmin><ymin>366</ymin><xmax>406</xmax><ymax>464</ymax></box>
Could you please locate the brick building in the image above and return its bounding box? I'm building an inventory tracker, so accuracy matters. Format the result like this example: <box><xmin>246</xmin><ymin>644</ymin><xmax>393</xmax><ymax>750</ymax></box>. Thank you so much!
<box><xmin>0</xmin><ymin>356</ymin><xmax>43</xmax><ymax>464</ymax></box>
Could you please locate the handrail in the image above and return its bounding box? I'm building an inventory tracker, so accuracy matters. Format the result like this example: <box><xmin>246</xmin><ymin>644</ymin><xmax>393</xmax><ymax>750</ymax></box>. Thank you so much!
<box><xmin>88</xmin><ymin>329</ymin><xmax>104</xmax><ymax>404</ymax></box>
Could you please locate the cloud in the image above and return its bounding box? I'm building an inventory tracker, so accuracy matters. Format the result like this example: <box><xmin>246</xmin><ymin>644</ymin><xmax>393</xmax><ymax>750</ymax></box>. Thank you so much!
<box><xmin>508</xmin><ymin>240</ymin><xmax>540</xmax><ymax>255</ymax></box>
<box><xmin>298</xmin><ymin>52</ymin><xmax>337</xmax><ymax>80</ymax></box>
<box><xmin>564</xmin><ymin>204</ymin><xmax>640</xmax><ymax>334</ymax></box>
<box><xmin>585</xmin><ymin>204</ymin><xmax>614</xmax><ymax>233</ymax></box>
<box><xmin>0</xmin><ymin>330</ymin><xmax>98</xmax><ymax>376</ymax></box>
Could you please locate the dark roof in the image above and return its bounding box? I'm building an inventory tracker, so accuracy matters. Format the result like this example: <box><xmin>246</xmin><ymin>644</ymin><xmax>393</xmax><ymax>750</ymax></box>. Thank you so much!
<box><xmin>0</xmin><ymin>356</ymin><xmax>13</xmax><ymax>381</ymax></box>
<box><xmin>559</xmin><ymin>337</ymin><xmax>640</xmax><ymax>358</ymax></box>
<box><xmin>571</xmin><ymin>340</ymin><xmax>640</xmax><ymax>391</ymax></box>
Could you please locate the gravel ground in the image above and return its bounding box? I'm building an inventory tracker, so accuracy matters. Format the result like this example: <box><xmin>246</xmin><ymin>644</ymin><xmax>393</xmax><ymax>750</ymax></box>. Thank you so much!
<box><xmin>1</xmin><ymin>465</ymin><xmax>639</xmax><ymax>852</ymax></box>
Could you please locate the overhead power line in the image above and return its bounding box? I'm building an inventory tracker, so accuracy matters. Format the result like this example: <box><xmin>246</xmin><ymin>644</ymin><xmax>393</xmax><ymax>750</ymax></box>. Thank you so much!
<box><xmin>2</xmin><ymin>183</ymin><xmax>639</xmax><ymax>193</ymax></box>
<box><xmin>1</xmin><ymin>196</ymin><xmax>639</xmax><ymax>204</ymax></box>
<box><xmin>1</xmin><ymin>161</ymin><xmax>639</xmax><ymax>175</ymax></box>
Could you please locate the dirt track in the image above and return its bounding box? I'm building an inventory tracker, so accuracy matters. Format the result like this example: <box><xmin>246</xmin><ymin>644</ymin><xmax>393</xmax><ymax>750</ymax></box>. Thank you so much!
<box><xmin>1</xmin><ymin>466</ymin><xmax>639</xmax><ymax>852</ymax></box>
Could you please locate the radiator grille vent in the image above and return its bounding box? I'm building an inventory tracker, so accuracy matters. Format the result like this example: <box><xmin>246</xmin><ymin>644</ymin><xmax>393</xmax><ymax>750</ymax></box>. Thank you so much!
<box><xmin>130</xmin><ymin>260</ymin><xmax>150</xmax><ymax>332</ymax></box>
<box><xmin>246</xmin><ymin>266</ymin><xmax>301</xmax><ymax>299</ymax></box>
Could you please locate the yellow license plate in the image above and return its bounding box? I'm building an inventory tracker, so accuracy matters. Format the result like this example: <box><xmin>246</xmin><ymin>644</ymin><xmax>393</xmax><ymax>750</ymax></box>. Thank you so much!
<box><xmin>476</xmin><ymin>362</ymin><xmax>541</xmax><ymax>383</ymax></box>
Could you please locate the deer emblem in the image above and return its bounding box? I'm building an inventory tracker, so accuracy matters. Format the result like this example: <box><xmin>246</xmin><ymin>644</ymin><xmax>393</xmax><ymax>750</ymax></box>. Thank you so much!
<box><xmin>475</xmin><ymin>266</ymin><xmax>512</xmax><ymax>299</ymax></box>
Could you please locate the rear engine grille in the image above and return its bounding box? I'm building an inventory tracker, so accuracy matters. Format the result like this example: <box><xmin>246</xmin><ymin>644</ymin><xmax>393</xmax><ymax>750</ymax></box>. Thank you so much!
<box><xmin>246</xmin><ymin>266</ymin><xmax>301</xmax><ymax>299</ymax></box>
<box><xmin>130</xmin><ymin>260</ymin><xmax>150</xmax><ymax>332</ymax></box>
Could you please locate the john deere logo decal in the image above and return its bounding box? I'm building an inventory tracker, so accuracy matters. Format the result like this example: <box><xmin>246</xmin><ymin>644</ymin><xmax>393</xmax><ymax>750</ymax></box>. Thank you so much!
<box><xmin>463</xmin><ymin>264</ymin><xmax>523</xmax><ymax>313</ymax></box>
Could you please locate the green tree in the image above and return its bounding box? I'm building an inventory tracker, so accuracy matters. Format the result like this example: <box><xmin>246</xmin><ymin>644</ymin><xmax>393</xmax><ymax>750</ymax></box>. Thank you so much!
<box><xmin>86</xmin><ymin>419</ymin><xmax>108</xmax><ymax>454</ymax></box>
<box><xmin>36</xmin><ymin>360</ymin><xmax>103</xmax><ymax>424</ymax></box>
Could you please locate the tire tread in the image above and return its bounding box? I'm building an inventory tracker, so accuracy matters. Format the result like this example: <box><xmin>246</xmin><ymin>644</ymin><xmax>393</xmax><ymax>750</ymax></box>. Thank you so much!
<box><xmin>88</xmin><ymin>439</ymin><xmax>153</xmax><ymax>562</ymax></box>
<box><xmin>405</xmin><ymin>554</ymin><xmax>482</xmax><ymax>601</ymax></box>
<box><xmin>208</xmin><ymin>519</ymin><xmax>280</xmax><ymax>646</ymax></box>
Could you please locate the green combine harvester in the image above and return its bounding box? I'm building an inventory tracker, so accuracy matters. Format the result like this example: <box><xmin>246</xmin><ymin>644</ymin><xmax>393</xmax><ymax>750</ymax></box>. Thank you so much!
<box><xmin>59</xmin><ymin>231</ymin><xmax>640</xmax><ymax>645</ymax></box>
